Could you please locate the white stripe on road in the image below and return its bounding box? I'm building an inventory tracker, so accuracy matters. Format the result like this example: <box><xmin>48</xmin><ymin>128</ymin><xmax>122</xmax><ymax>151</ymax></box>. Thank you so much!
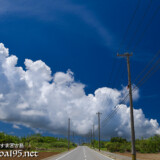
<box><xmin>87</xmin><ymin>147</ymin><xmax>114</xmax><ymax>160</ymax></box>
<box><xmin>55</xmin><ymin>148</ymin><xmax>78</xmax><ymax>160</ymax></box>
<box><xmin>94</xmin><ymin>150</ymin><xmax>114</xmax><ymax>160</ymax></box>
<box><xmin>83</xmin><ymin>147</ymin><xmax>87</xmax><ymax>160</ymax></box>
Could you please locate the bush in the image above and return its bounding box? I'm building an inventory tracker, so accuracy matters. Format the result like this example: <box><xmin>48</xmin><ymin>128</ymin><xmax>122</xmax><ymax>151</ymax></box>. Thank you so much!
<box><xmin>135</xmin><ymin>135</ymin><xmax>160</xmax><ymax>153</ymax></box>
<box><xmin>105</xmin><ymin>141</ymin><xmax>132</xmax><ymax>153</ymax></box>
<box><xmin>105</xmin><ymin>135</ymin><xmax>160</xmax><ymax>153</ymax></box>
<box><xmin>110</xmin><ymin>137</ymin><xmax>127</xmax><ymax>143</ymax></box>
<box><xmin>51</xmin><ymin>142</ymin><xmax>68</xmax><ymax>148</ymax></box>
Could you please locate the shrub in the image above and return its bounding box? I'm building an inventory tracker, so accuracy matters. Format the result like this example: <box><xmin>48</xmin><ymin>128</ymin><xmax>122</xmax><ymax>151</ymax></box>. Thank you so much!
<box><xmin>51</xmin><ymin>142</ymin><xmax>68</xmax><ymax>148</ymax></box>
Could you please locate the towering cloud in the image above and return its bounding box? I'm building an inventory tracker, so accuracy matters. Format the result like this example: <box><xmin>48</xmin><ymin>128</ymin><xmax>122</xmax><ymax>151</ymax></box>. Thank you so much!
<box><xmin>0</xmin><ymin>43</ymin><xmax>159</xmax><ymax>138</ymax></box>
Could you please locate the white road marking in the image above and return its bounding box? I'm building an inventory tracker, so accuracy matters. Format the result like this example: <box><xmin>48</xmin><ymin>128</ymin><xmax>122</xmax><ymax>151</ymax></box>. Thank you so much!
<box><xmin>55</xmin><ymin>148</ymin><xmax>77</xmax><ymax>160</ymax></box>
<box><xmin>87</xmin><ymin>147</ymin><xmax>114</xmax><ymax>160</ymax></box>
<box><xmin>83</xmin><ymin>147</ymin><xmax>87</xmax><ymax>160</ymax></box>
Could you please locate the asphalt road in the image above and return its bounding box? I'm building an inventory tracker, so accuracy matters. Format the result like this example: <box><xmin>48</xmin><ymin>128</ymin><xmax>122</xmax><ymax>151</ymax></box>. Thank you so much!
<box><xmin>47</xmin><ymin>146</ymin><xmax>113</xmax><ymax>160</ymax></box>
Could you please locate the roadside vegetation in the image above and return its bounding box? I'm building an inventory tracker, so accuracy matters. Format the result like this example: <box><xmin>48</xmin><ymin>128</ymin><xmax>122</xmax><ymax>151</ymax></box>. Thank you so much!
<box><xmin>0</xmin><ymin>132</ymin><xmax>77</xmax><ymax>152</ymax></box>
<box><xmin>88</xmin><ymin>135</ymin><xmax>160</xmax><ymax>153</ymax></box>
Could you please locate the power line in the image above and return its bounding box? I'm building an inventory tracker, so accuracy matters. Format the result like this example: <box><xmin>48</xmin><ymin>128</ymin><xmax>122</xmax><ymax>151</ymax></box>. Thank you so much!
<box><xmin>108</xmin><ymin>0</ymin><xmax>158</xmax><ymax>89</ymax></box>
<box><xmin>107</xmin><ymin>0</ymin><xmax>141</xmax><ymax>114</ymax></box>
<box><xmin>111</xmin><ymin>60</ymin><xmax>160</xmax><ymax>130</ymax></box>
<box><xmin>126</xmin><ymin>0</ymin><xmax>153</xmax><ymax>50</ymax></box>
<box><xmin>133</xmin><ymin>5</ymin><xmax>160</xmax><ymax>52</ymax></box>
<box><xmin>100</xmin><ymin>50</ymin><xmax>160</xmax><ymax>130</ymax></box>
<box><xmin>118</xmin><ymin>0</ymin><xmax>141</xmax><ymax>52</ymax></box>
<box><xmin>107</xmin><ymin>0</ymin><xmax>141</xmax><ymax>88</ymax></box>
<box><xmin>134</xmin><ymin>56</ymin><xmax>160</xmax><ymax>88</ymax></box>
<box><xmin>101</xmin><ymin>70</ymin><xmax>159</xmax><ymax>130</ymax></box>
<box><xmin>133</xmin><ymin>50</ymin><xmax>160</xmax><ymax>83</ymax></box>
<box><xmin>114</xmin><ymin>0</ymin><xmax>158</xmax><ymax>89</ymax></box>
<box><xmin>99</xmin><ymin>1</ymin><xmax>160</xmax><ymax>142</ymax></box>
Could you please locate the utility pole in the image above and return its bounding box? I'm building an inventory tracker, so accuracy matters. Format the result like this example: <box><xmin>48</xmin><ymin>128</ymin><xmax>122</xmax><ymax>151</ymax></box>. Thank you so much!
<box><xmin>96</xmin><ymin>112</ymin><xmax>102</xmax><ymax>151</ymax></box>
<box><xmin>72</xmin><ymin>131</ymin><xmax>74</xmax><ymax>143</ymax></box>
<box><xmin>117</xmin><ymin>52</ymin><xmax>136</xmax><ymax>160</ymax></box>
<box><xmin>68</xmin><ymin>118</ymin><xmax>70</xmax><ymax>151</ymax></box>
<box><xmin>93</xmin><ymin>124</ymin><xmax>95</xmax><ymax>148</ymax></box>
<box><xmin>90</xmin><ymin>129</ymin><xmax>92</xmax><ymax>145</ymax></box>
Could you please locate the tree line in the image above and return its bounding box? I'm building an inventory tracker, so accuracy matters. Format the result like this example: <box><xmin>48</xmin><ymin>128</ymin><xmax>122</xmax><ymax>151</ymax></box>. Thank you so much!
<box><xmin>89</xmin><ymin>135</ymin><xmax>160</xmax><ymax>153</ymax></box>
<box><xmin>0</xmin><ymin>132</ymin><xmax>77</xmax><ymax>151</ymax></box>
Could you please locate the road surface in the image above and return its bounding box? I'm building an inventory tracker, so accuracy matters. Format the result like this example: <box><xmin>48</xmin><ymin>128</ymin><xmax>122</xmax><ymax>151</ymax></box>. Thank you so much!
<box><xmin>46</xmin><ymin>146</ymin><xmax>113</xmax><ymax>160</ymax></box>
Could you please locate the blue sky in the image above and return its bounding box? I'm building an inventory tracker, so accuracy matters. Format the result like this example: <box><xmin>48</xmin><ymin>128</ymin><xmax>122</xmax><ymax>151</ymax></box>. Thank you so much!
<box><xmin>0</xmin><ymin>0</ymin><xmax>160</xmax><ymax>138</ymax></box>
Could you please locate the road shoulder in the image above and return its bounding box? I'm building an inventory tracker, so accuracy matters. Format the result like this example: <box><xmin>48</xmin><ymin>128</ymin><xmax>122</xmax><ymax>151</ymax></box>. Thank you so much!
<box><xmin>91</xmin><ymin>148</ymin><xmax>135</xmax><ymax>160</ymax></box>
<box><xmin>42</xmin><ymin>148</ymin><xmax>77</xmax><ymax>160</ymax></box>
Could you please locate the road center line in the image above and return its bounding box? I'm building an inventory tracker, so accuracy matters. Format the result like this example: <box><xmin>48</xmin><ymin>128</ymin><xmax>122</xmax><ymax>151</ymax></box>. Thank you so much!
<box><xmin>83</xmin><ymin>147</ymin><xmax>87</xmax><ymax>159</ymax></box>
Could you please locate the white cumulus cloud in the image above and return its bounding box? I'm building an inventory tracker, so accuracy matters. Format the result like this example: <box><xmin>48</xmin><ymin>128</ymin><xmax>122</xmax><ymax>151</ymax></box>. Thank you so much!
<box><xmin>0</xmin><ymin>43</ymin><xmax>159</xmax><ymax>139</ymax></box>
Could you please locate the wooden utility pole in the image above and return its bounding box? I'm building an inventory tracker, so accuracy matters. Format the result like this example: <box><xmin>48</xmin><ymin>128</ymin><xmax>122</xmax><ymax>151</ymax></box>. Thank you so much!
<box><xmin>93</xmin><ymin>124</ymin><xmax>95</xmax><ymax>148</ymax></box>
<box><xmin>72</xmin><ymin>131</ymin><xmax>74</xmax><ymax>142</ymax></box>
<box><xmin>90</xmin><ymin>129</ymin><xmax>92</xmax><ymax>145</ymax></box>
<box><xmin>117</xmin><ymin>52</ymin><xmax>136</xmax><ymax>160</ymax></box>
<box><xmin>96</xmin><ymin>112</ymin><xmax>102</xmax><ymax>151</ymax></box>
<box><xmin>68</xmin><ymin>118</ymin><xmax>70</xmax><ymax>151</ymax></box>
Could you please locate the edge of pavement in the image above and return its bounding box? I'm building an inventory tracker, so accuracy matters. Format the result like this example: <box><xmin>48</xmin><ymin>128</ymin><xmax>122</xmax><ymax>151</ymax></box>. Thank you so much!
<box><xmin>41</xmin><ymin>147</ymin><xmax>78</xmax><ymax>160</ymax></box>
<box><xmin>92</xmin><ymin>148</ymin><xmax>141</xmax><ymax>160</ymax></box>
